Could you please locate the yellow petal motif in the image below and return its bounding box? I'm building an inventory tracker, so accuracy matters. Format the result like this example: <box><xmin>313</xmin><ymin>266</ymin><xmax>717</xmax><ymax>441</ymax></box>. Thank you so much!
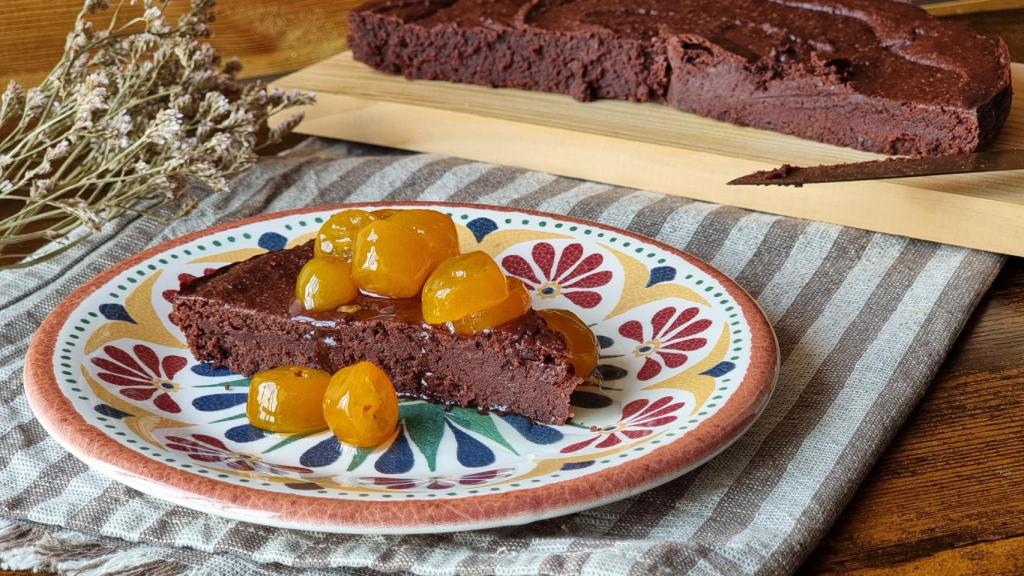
<box><xmin>82</xmin><ymin>368</ymin><xmax>192</xmax><ymax>447</ymax></box>
<box><xmin>456</xmin><ymin>225</ymin><xmax>569</xmax><ymax>255</ymax></box>
<box><xmin>189</xmin><ymin>248</ymin><xmax>266</xmax><ymax>264</ymax></box>
<box><xmin>286</xmin><ymin>231</ymin><xmax>316</xmax><ymax>249</ymax></box>
<box><xmin>85</xmin><ymin>272</ymin><xmax>186</xmax><ymax>355</ymax></box>
<box><xmin>606</xmin><ymin>247</ymin><xmax>709</xmax><ymax>318</ymax></box>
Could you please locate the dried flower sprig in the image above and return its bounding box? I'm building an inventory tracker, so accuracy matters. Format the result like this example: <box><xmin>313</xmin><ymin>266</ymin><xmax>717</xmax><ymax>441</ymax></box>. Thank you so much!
<box><xmin>0</xmin><ymin>0</ymin><xmax>314</xmax><ymax>268</ymax></box>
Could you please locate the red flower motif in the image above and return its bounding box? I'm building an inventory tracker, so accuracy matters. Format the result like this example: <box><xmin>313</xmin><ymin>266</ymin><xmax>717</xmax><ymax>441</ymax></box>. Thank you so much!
<box><xmin>165</xmin><ymin>434</ymin><xmax>313</xmax><ymax>475</ymax></box>
<box><xmin>502</xmin><ymin>242</ymin><xmax>612</xmax><ymax>309</ymax></box>
<box><xmin>359</xmin><ymin>468</ymin><xmax>516</xmax><ymax>491</ymax></box>
<box><xmin>560</xmin><ymin>396</ymin><xmax>684</xmax><ymax>453</ymax></box>
<box><xmin>91</xmin><ymin>344</ymin><xmax>187</xmax><ymax>413</ymax></box>
<box><xmin>618</xmin><ymin>306</ymin><xmax>712</xmax><ymax>381</ymax></box>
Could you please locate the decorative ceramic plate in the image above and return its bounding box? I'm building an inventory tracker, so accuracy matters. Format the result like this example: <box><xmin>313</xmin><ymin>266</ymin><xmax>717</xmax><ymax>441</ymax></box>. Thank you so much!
<box><xmin>25</xmin><ymin>202</ymin><xmax>777</xmax><ymax>533</ymax></box>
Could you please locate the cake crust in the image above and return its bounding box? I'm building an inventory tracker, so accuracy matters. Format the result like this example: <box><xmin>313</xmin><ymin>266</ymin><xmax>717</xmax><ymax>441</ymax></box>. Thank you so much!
<box><xmin>348</xmin><ymin>0</ymin><xmax>1012</xmax><ymax>156</ymax></box>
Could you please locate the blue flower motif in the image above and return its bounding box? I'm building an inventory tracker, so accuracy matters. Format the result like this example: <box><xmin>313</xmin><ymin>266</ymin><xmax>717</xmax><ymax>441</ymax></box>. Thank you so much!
<box><xmin>560</xmin><ymin>461</ymin><xmax>595</xmax><ymax>471</ymax></box>
<box><xmin>595</xmin><ymin>364</ymin><xmax>628</xmax><ymax>381</ymax></box>
<box><xmin>447</xmin><ymin>421</ymin><xmax>495</xmax><ymax>468</ymax></box>
<box><xmin>646</xmin><ymin>266</ymin><xmax>677</xmax><ymax>287</ymax></box>
<box><xmin>570</xmin><ymin>390</ymin><xmax>613</xmax><ymax>409</ymax></box>
<box><xmin>258</xmin><ymin>232</ymin><xmax>288</xmax><ymax>251</ymax></box>
<box><xmin>224</xmin><ymin>424</ymin><xmax>267</xmax><ymax>443</ymax></box>
<box><xmin>94</xmin><ymin>404</ymin><xmax>132</xmax><ymax>419</ymax></box>
<box><xmin>596</xmin><ymin>335</ymin><xmax>614</xmax><ymax>349</ymax></box>
<box><xmin>375</xmin><ymin>429</ymin><xmax>415</xmax><ymax>474</ymax></box>
<box><xmin>501</xmin><ymin>414</ymin><xmax>563</xmax><ymax>444</ymax></box>
<box><xmin>192</xmin><ymin>393</ymin><xmax>248</xmax><ymax>411</ymax></box>
<box><xmin>300</xmin><ymin>436</ymin><xmax>342</xmax><ymax>468</ymax></box>
<box><xmin>701</xmin><ymin>361</ymin><xmax>736</xmax><ymax>378</ymax></box>
<box><xmin>298</xmin><ymin>401</ymin><xmax>551</xmax><ymax>475</ymax></box>
<box><xmin>466</xmin><ymin>217</ymin><xmax>498</xmax><ymax>242</ymax></box>
<box><xmin>98</xmin><ymin>303</ymin><xmax>135</xmax><ymax>324</ymax></box>
<box><xmin>190</xmin><ymin>363</ymin><xmax>236</xmax><ymax>378</ymax></box>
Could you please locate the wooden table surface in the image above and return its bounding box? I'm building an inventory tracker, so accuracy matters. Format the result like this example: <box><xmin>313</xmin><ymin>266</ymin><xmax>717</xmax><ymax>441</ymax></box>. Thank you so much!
<box><xmin>0</xmin><ymin>3</ymin><xmax>1021</xmax><ymax>575</ymax></box>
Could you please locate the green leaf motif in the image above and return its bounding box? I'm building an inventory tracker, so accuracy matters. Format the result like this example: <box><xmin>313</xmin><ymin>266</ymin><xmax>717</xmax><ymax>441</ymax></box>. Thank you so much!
<box><xmin>209</xmin><ymin>412</ymin><xmax>247</xmax><ymax>424</ymax></box>
<box><xmin>446</xmin><ymin>407</ymin><xmax>518</xmax><ymax>456</ymax></box>
<box><xmin>193</xmin><ymin>378</ymin><xmax>250</xmax><ymax>389</ymax></box>
<box><xmin>346</xmin><ymin>445</ymin><xmax>375</xmax><ymax>472</ymax></box>
<box><xmin>262</xmin><ymin>431</ymin><xmax>315</xmax><ymax>455</ymax></box>
<box><xmin>399</xmin><ymin>402</ymin><xmax>446</xmax><ymax>472</ymax></box>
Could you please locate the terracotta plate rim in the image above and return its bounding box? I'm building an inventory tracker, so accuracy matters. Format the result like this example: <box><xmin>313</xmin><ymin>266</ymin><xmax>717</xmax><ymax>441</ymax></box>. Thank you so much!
<box><xmin>24</xmin><ymin>201</ymin><xmax>779</xmax><ymax>533</ymax></box>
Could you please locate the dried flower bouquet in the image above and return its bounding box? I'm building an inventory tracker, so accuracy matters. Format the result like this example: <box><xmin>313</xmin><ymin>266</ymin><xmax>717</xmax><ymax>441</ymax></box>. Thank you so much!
<box><xmin>0</xmin><ymin>0</ymin><xmax>313</xmax><ymax>268</ymax></box>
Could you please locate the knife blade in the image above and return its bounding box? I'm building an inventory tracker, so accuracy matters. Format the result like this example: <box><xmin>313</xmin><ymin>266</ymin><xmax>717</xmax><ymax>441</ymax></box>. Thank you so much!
<box><xmin>727</xmin><ymin>148</ymin><xmax>1024</xmax><ymax>187</ymax></box>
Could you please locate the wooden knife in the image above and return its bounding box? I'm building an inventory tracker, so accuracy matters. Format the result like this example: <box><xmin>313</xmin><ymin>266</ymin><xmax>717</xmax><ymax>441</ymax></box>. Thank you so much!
<box><xmin>727</xmin><ymin>149</ymin><xmax>1024</xmax><ymax>187</ymax></box>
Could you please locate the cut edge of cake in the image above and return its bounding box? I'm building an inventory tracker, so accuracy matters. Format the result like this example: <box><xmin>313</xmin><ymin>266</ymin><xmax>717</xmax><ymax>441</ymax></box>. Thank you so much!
<box><xmin>346</xmin><ymin>1</ymin><xmax>1012</xmax><ymax>157</ymax></box>
<box><xmin>170</xmin><ymin>244</ymin><xmax>586</xmax><ymax>425</ymax></box>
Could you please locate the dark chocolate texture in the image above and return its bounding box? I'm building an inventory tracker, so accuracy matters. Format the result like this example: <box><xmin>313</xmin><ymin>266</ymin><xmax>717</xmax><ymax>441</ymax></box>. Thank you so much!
<box><xmin>348</xmin><ymin>0</ymin><xmax>1012</xmax><ymax>156</ymax></box>
<box><xmin>170</xmin><ymin>243</ymin><xmax>583</xmax><ymax>425</ymax></box>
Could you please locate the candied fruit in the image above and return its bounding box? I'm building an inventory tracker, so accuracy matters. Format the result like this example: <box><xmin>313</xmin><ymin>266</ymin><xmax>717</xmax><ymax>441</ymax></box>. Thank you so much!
<box><xmin>386</xmin><ymin>209</ymin><xmax>459</xmax><ymax>268</ymax></box>
<box><xmin>421</xmin><ymin>251</ymin><xmax>509</xmax><ymax>324</ymax></box>
<box><xmin>295</xmin><ymin>256</ymin><xmax>358</xmax><ymax>311</ymax></box>
<box><xmin>452</xmin><ymin>277</ymin><xmax>531</xmax><ymax>335</ymax></box>
<box><xmin>352</xmin><ymin>220</ymin><xmax>434</xmax><ymax>298</ymax></box>
<box><xmin>538</xmin><ymin>309</ymin><xmax>599</xmax><ymax>377</ymax></box>
<box><xmin>315</xmin><ymin>209</ymin><xmax>376</xmax><ymax>260</ymax></box>
<box><xmin>370</xmin><ymin>208</ymin><xmax>399</xmax><ymax>220</ymax></box>
<box><xmin>247</xmin><ymin>366</ymin><xmax>331</xmax><ymax>433</ymax></box>
<box><xmin>323</xmin><ymin>361</ymin><xmax>399</xmax><ymax>447</ymax></box>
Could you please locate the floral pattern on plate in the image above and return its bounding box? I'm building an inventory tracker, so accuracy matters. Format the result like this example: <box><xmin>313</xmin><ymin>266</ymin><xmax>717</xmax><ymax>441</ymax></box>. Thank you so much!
<box><xmin>30</xmin><ymin>203</ymin><xmax>772</xmax><ymax>519</ymax></box>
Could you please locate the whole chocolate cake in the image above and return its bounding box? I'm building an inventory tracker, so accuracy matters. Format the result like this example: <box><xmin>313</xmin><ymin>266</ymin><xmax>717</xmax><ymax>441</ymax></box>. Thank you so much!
<box><xmin>171</xmin><ymin>243</ymin><xmax>583</xmax><ymax>425</ymax></box>
<box><xmin>348</xmin><ymin>0</ymin><xmax>1012</xmax><ymax>156</ymax></box>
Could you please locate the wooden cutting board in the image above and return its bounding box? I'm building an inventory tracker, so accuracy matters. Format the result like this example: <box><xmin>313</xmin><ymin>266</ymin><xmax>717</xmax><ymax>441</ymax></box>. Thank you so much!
<box><xmin>271</xmin><ymin>52</ymin><xmax>1024</xmax><ymax>257</ymax></box>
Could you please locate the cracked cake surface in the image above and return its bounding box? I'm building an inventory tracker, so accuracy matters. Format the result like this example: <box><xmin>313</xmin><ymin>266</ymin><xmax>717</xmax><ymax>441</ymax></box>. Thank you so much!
<box><xmin>348</xmin><ymin>0</ymin><xmax>1012</xmax><ymax>156</ymax></box>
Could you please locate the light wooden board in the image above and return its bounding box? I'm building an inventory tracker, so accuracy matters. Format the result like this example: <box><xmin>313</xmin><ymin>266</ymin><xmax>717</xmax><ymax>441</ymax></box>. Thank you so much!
<box><xmin>271</xmin><ymin>51</ymin><xmax>1024</xmax><ymax>257</ymax></box>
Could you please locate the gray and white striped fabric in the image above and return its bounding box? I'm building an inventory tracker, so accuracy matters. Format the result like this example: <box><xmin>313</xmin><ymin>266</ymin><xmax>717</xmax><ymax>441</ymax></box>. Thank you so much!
<box><xmin>0</xmin><ymin>139</ymin><xmax>1003</xmax><ymax>576</ymax></box>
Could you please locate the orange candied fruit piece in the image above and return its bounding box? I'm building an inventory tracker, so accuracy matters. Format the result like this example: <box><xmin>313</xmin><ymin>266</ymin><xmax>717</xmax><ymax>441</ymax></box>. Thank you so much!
<box><xmin>323</xmin><ymin>361</ymin><xmax>399</xmax><ymax>448</ymax></box>
<box><xmin>386</xmin><ymin>209</ymin><xmax>459</xmax><ymax>268</ymax></box>
<box><xmin>452</xmin><ymin>277</ymin><xmax>531</xmax><ymax>335</ymax></box>
<box><xmin>537</xmin><ymin>309</ymin><xmax>599</xmax><ymax>377</ymax></box>
<box><xmin>247</xmin><ymin>366</ymin><xmax>331</xmax><ymax>433</ymax></box>
<box><xmin>352</xmin><ymin>219</ymin><xmax>435</xmax><ymax>298</ymax></box>
<box><xmin>369</xmin><ymin>208</ymin><xmax>399</xmax><ymax>220</ymax></box>
<box><xmin>421</xmin><ymin>251</ymin><xmax>509</xmax><ymax>324</ymax></box>
<box><xmin>314</xmin><ymin>209</ymin><xmax>376</xmax><ymax>260</ymax></box>
<box><xmin>295</xmin><ymin>256</ymin><xmax>358</xmax><ymax>311</ymax></box>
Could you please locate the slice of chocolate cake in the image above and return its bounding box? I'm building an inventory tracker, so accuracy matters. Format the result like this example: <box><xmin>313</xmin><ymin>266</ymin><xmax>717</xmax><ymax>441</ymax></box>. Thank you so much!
<box><xmin>348</xmin><ymin>0</ymin><xmax>1012</xmax><ymax>156</ymax></box>
<box><xmin>170</xmin><ymin>243</ymin><xmax>583</xmax><ymax>424</ymax></box>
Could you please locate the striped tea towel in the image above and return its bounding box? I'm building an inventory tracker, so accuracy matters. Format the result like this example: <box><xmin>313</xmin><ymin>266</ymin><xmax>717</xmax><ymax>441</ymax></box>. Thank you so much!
<box><xmin>0</xmin><ymin>138</ymin><xmax>1004</xmax><ymax>576</ymax></box>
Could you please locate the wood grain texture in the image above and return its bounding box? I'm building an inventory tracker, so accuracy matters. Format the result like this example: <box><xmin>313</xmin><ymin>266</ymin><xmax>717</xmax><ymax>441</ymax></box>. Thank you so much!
<box><xmin>272</xmin><ymin>53</ymin><xmax>1024</xmax><ymax>257</ymax></box>
<box><xmin>0</xmin><ymin>0</ymin><xmax>361</xmax><ymax>88</ymax></box>
<box><xmin>801</xmin><ymin>259</ymin><xmax>1024</xmax><ymax>575</ymax></box>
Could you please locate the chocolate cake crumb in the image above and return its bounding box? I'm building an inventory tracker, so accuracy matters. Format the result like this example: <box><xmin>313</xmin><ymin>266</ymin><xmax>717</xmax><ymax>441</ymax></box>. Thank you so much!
<box><xmin>762</xmin><ymin>164</ymin><xmax>794</xmax><ymax>180</ymax></box>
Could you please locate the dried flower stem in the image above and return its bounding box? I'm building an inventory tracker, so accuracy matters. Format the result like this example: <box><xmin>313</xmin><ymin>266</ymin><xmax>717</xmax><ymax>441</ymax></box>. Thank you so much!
<box><xmin>0</xmin><ymin>0</ymin><xmax>314</xmax><ymax>268</ymax></box>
